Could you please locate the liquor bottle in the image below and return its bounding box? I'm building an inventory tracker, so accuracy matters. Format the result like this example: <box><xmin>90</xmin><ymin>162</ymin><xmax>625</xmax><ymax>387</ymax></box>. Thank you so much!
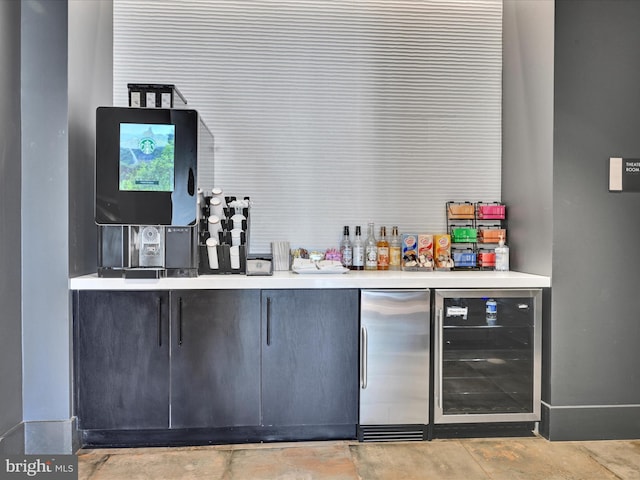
<box><xmin>364</xmin><ymin>222</ymin><xmax>378</xmax><ymax>270</ymax></box>
<box><xmin>340</xmin><ymin>226</ymin><xmax>353</xmax><ymax>268</ymax></box>
<box><xmin>495</xmin><ymin>234</ymin><xmax>510</xmax><ymax>271</ymax></box>
<box><xmin>389</xmin><ymin>226</ymin><xmax>401</xmax><ymax>270</ymax></box>
<box><xmin>352</xmin><ymin>226</ymin><xmax>364</xmax><ymax>270</ymax></box>
<box><xmin>377</xmin><ymin>226</ymin><xmax>389</xmax><ymax>270</ymax></box>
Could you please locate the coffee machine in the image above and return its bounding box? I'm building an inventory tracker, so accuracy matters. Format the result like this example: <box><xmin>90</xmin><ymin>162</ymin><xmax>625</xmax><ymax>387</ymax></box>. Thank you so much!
<box><xmin>95</xmin><ymin>106</ymin><xmax>210</xmax><ymax>278</ymax></box>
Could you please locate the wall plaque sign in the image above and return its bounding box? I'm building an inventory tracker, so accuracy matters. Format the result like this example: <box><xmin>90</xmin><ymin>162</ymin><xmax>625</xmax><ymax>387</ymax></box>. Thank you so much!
<box><xmin>609</xmin><ymin>157</ymin><xmax>640</xmax><ymax>192</ymax></box>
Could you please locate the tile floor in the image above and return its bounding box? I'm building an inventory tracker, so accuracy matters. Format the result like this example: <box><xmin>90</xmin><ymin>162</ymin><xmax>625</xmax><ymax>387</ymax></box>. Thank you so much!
<box><xmin>78</xmin><ymin>437</ymin><xmax>640</xmax><ymax>480</ymax></box>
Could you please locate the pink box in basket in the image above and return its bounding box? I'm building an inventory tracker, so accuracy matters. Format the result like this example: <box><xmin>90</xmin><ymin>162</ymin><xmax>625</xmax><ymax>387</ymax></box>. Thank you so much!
<box><xmin>476</xmin><ymin>204</ymin><xmax>506</xmax><ymax>220</ymax></box>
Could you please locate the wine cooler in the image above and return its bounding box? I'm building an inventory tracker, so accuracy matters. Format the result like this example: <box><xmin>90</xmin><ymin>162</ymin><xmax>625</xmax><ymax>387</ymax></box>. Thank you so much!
<box><xmin>434</xmin><ymin>289</ymin><xmax>542</xmax><ymax>424</ymax></box>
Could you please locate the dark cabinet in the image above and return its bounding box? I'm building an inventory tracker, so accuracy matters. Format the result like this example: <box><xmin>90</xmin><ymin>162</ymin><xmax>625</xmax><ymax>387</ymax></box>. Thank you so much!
<box><xmin>169</xmin><ymin>290</ymin><xmax>261</xmax><ymax>428</ymax></box>
<box><xmin>75</xmin><ymin>287</ymin><xmax>360</xmax><ymax>444</ymax></box>
<box><xmin>75</xmin><ymin>290</ymin><xmax>170</xmax><ymax>430</ymax></box>
<box><xmin>261</xmin><ymin>289</ymin><xmax>359</xmax><ymax>427</ymax></box>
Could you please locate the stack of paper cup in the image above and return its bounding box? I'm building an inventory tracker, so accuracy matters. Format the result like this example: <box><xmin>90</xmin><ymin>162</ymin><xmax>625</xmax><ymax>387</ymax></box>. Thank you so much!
<box><xmin>207</xmin><ymin>215</ymin><xmax>221</xmax><ymax>237</ymax></box>
<box><xmin>205</xmin><ymin>237</ymin><xmax>219</xmax><ymax>269</ymax></box>
<box><xmin>210</xmin><ymin>197</ymin><xmax>224</xmax><ymax>218</ymax></box>
<box><xmin>271</xmin><ymin>241</ymin><xmax>290</xmax><ymax>271</ymax></box>
<box><xmin>229</xmin><ymin>246</ymin><xmax>241</xmax><ymax>270</ymax></box>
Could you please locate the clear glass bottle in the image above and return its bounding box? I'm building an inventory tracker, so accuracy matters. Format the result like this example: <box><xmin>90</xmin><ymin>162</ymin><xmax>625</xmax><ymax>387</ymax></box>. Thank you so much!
<box><xmin>365</xmin><ymin>222</ymin><xmax>378</xmax><ymax>270</ymax></box>
<box><xmin>340</xmin><ymin>226</ymin><xmax>353</xmax><ymax>268</ymax></box>
<box><xmin>495</xmin><ymin>234</ymin><xmax>510</xmax><ymax>271</ymax></box>
<box><xmin>352</xmin><ymin>226</ymin><xmax>364</xmax><ymax>270</ymax></box>
<box><xmin>389</xmin><ymin>226</ymin><xmax>401</xmax><ymax>270</ymax></box>
<box><xmin>377</xmin><ymin>226</ymin><xmax>389</xmax><ymax>270</ymax></box>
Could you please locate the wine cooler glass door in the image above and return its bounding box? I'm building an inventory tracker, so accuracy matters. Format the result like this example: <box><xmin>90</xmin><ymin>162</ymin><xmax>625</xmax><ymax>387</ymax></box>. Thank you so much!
<box><xmin>434</xmin><ymin>289</ymin><xmax>541</xmax><ymax>424</ymax></box>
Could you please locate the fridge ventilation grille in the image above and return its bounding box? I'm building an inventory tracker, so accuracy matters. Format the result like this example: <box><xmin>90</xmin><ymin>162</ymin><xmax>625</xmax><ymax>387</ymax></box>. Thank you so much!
<box><xmin>358</xmin><ymin>425</ymin><xmax>428</xmax><ymax>442</ymax></box>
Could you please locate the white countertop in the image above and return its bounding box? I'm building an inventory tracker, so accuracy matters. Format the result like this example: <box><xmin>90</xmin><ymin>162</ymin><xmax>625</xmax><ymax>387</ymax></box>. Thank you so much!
<box><xmin>69</xmin><ymin>270</ymin><xmax>550</xmax><ymax>290</ymax></box>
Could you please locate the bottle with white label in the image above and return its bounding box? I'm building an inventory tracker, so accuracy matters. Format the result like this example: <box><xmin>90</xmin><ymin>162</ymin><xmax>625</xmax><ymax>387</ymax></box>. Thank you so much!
<box><xmin>377</xmin><ymin>226</ymin><xmax>389</xmax><ymax>270</ymax></box>
<box><xmin>365</xmin><ymin>222</ymin><xmax>378</xmax><ymax>270</ymax></box>
<box><xmin>389</xmin><ymin>226</ymin><xmax>401</xmax><ymax>270</ymax></box>
<box><xmin>340</xmin><ymin>226</ymin><xmax>353</xmax><ymax>268</ymax></box>
<box><xmin>352</xmin><ymin>226</ymin><xmax>364</xmax><ymax>270</ymax></box>
<box><xmin>494</xmin><ymin>234</ymin><xmax>510</xmax><ymax>271</ymax></box>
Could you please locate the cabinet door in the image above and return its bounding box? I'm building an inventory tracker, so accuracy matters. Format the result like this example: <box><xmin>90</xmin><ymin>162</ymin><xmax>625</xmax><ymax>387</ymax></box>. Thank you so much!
<box><xmin>360</xmin><ymin>289</ymin><xmax>430</xmax><ymax>426</ymax></box>
<box><xmin>75</xmin><ymin>290</ymin><xmax>170</xmax><ymax>430</ymax></box>
<box><xmin>170</xmin><ymin>290</ymin><xmax>261</xmax><ymax>428</ymax></box>
<box><xmin>261</xmin><ymin>289</ymin><xmax>359</xmax><ymax>426</ymax></box>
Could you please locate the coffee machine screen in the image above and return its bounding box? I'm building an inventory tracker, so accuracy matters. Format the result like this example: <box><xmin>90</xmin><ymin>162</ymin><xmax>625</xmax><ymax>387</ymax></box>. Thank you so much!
<box><xmin>119</xmin><ymin>123</ymin><xmax>176</xmax><ymax>193</ymax></box>
<box><xmin>95</xmin><ymin>106</ymin><xmax>198</xmax><ymax>226</ymax></box>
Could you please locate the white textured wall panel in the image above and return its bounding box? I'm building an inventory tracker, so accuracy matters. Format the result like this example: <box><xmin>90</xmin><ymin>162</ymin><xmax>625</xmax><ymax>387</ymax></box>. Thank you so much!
<box><xmin>114</xmin><ymin>0</ymin><xmax>502</xmax><ymax>253</ymax></box>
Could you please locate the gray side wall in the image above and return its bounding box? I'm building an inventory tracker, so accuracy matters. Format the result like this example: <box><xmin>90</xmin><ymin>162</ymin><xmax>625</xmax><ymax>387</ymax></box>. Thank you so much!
<box><xmin>0</xmin><ymin>0</ymin><xmax>113</xmax><ymax>454</ymax></box>
<box><xmin>0</xmin><ymin>0</ymin><xmax>25</xmax><ymax>455</ymax></box>
<box><xmin>68</xmin><ymin>0</ymin><xmax>113</xmax><ymax>277</ymax></box>
<box><xmin>501</xmin><ymin>0</ymin><xmax>555</xmax><ymax>415</ymax></box>
<box><xmin>546</xmin><ymin>0</ymin><xmax>640</xmax><ymax>440</ymax></box>
<box><xmin>21</xmin><ymin>0</ymin><xmax>72</xmax><ymax>453</ymax></box>
<box><xmin>502</xmin><ymin>0</ymin><xmax>554</xmax><ymax>277</ymax></box>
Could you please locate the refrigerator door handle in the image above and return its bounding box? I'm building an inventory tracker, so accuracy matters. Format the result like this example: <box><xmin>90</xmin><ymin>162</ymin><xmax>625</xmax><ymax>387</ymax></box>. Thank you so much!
<box><xmin>361</xmin><ymin>325</ymin><xmax>368</xmax><ymax>389</ymax></box>
<box><xmin>436</xmin><ymin>308</ymin><xmax>443</xmax><ymax>410</ymax></box>
<box><xmin>266</xmin><ymin>297</ymin><xmax>272</xmax><ymax>346</ymax></box>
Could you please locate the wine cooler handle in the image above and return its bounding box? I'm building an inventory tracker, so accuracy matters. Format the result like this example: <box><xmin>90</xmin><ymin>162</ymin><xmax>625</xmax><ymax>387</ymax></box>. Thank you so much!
<box><xmin>361</xmin><ymin>325</ymin><xmax>368</xmax><ymax>389</ymax></box>
<box><xmin>436</xmin><ymin>308</ymin><xmax>443</xmax><ymax>409</ymax></box>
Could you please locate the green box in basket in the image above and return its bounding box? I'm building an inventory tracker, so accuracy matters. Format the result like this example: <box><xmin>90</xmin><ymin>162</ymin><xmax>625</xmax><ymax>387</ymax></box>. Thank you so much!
<box><xmin>451</xmin><ymin>227</ymin><xmax>477</xmax><ymax>243</ymax></box>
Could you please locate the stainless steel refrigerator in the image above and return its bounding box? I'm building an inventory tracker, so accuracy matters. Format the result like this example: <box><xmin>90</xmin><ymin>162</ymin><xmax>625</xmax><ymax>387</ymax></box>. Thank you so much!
<box><xmin>359</xmin><ymin>289</ymin><xmax>430</xmax><ymax>441</ymax></box>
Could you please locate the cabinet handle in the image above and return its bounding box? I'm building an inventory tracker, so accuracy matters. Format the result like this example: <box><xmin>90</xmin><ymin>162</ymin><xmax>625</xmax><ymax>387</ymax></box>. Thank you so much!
<box><xmin>178</xmin><ymin>297</ymin><xmax>183</xmax><ymax>346</ymax></box>
<box><xmin>157</xmin><ymin>297</ymin><xmax>162</xmax><ymax>347</ymax></box>
<box><xmin>361</xmin><ymin>325</ymin><xmax>368</xmax><ymax>389</ymax></box>
<box><xmin>266</xmin><ymin>297</ymin><xmax>272</xmax><ymax>346</ymax></box>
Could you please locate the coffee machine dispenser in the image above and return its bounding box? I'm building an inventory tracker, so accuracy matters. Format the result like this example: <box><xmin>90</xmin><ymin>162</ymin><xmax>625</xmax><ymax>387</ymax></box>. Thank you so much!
<box><xmin>95</xmin><ymin>106</ymin><xmax>208</xmax><ymax>278</ymax></box>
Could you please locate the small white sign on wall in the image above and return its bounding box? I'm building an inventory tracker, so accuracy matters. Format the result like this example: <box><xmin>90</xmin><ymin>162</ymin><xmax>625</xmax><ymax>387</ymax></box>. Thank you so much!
<box><xmin>609</xmin><ymin>157</ymin><xmax>640</xmax><ymax>192</ymax></box>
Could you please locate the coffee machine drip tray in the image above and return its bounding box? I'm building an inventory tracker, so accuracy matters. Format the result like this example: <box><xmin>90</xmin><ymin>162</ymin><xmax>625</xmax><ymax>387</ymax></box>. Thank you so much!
<box><xmin>123</xmin><ymin>268</ymin><xmax>164</xmax><ymax>279</ymax></box>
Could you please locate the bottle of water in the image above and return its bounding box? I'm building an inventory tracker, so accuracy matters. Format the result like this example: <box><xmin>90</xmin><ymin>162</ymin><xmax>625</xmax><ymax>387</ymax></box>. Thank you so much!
<box><xmin>486</xmin><ymin>298</ymin><xmax>497</xmax><ymax>326</ymax></box>
<box><xmin>495</xmin><ymin>234</ymin><xmax>510</xmax><ymax>271</ymax></box>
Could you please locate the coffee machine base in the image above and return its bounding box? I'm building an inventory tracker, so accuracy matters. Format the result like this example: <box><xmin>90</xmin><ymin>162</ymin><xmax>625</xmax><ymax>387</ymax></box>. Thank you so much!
<box><xmin>97</xmin><ymin>267</ymin><xmax>164</xmax><ymax>279</ymax></box>
<box><xmin>97</xmin><ymin>225</ymin><xmax>198</xmax><ymax>278</ymax></box>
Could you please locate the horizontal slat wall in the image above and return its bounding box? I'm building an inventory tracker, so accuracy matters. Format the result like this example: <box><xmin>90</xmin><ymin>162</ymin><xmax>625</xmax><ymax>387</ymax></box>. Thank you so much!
<box><xmin>113</xmin><ymin>0</ymin><xmax>502</xmax><ymax>253</ymax></box>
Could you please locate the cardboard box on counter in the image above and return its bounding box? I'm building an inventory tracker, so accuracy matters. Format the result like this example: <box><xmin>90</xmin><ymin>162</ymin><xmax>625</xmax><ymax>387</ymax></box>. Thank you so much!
<box><xmin>434</xmin><ymin>234</ymin><xmax>453</xmax><ymax>269</ymax></box>
<box><xmin>417</xmin><ymin>234</ymin><xmax>434</xmax><ymax>270</ymax></box>
<box><xmin>401</xmin><ymin>234</ymin><xmax>419</xmax><ymax>271</ymax></box>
